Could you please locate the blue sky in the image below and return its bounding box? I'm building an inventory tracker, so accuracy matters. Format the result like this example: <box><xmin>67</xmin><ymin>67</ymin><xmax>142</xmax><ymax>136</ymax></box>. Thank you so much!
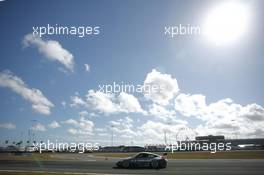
<box><xmin>0</xmin><ymin>0</ymin><xmax>264</xmax><ymax>146</ymax></box>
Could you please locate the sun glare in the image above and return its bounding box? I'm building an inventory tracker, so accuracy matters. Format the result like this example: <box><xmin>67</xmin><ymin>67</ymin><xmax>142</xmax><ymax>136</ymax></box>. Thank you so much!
<box><xmin>203</xmin><ymin>2</ymin><xmax>250</xmax><ymax>45</ymax></box>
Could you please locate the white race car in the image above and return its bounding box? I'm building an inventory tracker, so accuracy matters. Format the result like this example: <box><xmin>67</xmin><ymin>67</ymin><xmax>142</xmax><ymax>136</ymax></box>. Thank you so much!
<box><xmin>116</xmin><ymin>152</ymin><xmax>167</xmax><ymax>169</ymax></box>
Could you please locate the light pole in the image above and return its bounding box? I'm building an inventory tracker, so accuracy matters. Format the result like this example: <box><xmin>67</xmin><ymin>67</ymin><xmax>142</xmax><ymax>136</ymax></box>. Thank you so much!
<box><xmin>110</xmin><ymin>125</ymin><xmax>114</xmax><ymax>146</ymax></box>
<box><xmin>30</xmin><ymin>120</ymin><xmax>37</xmax><ymax>145</ymax></box>
<box><xmin>167</xmin><ymin>122</ymin><xmax>172</xmax><ymax>144</ymax></box>
<box><xmin>230</xmin><ymin>119</ymin><xmax>238</xmax><ymax>139</ymax></box>
<box><xmin>163</xmin><ymin>129</ymin><xmax>167</xmax><ymax>145</ymax></box>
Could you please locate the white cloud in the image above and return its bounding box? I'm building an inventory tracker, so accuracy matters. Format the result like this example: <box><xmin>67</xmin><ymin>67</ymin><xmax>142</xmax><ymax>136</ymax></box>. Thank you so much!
<box><xmin>67</xmin><ymin>68</ymin><xmax>264</xmax><ymax>140</ymax></box>
<box><xmin>0</xmin><ymin>123</ymin><xmax>16</xmax><ymax>129</ymax></box>
<box><xmin>148</xmin><ymin>103</ymin><xmax>176</xmax><ymax>120</ymax></box>
<box><xmin>95</xmin><ymin>128</ymin><xmax>105</xmax><ymax>132</ymax></box>
<box><xmin>48</xmin><ymin>121</ymin><xmax>61</xmax><ymax>129</ymax></box>
<box><xmin>70</xmin><ymin>69</ymin><xmax>180</xmax><ymax>115</ymax></box>
<box><xmin>32</xmin><ymin>123</ymin><xmax>46</xmax><ymax>131</ymax></box>
<box><xmin>109</xmin><ymin>117</ymin><xmax>133</xmax><ymax>129</ymax></box>
<box><xmin>63</xmin><ymin>117</ymin><xmax>94</xmax><ymax>135</ymax></box>
<box><xmin>79</xmin><ymin>111</ymin><xmax>88</xmax><ymax>117</ymax></box>
<box><xmin>203</xmin><ymin>101</ymin><xmax>264</xmax><ymax>138</ymax></box>
<box><xmin>84</xmin><ymin>64</ymin><xmax>90</xmax><ymax>72</ymax></box>
<box><xmin>103</xmin><ymin>118</ymin><xmax>192</xmax><ymax>144</ymax></box>
<box><xmin>241</xmin><ymin>103</ymin><xmax>264</xmax><ymax>122</ymax></box>
<box><xmin>143</xmin><ymin>69</ymin><xmax>179</xmax><ymax>105</ymax></box>
<box><xmin>118</xmin><ymin>92</ymin><xmax>146</xmax><ymax>114</ymax></box>
<box><xmin>147</xmin><ymin>103</ymin><xmax>188</xmax><ymax>125</ymax></box>
<box><xmin>138</xmin><ymin>121</ymin><xmax>191</xmax><ymax>144</ymax></box>
<box><xmin>71</xmin><ymin>90</ymin><xmax>145</xmax><ymax>115</ymax></box>
<box><xmin>70</xmin><ymin>96</ymin><xmax>87</xmax><ymax>108</ymax></box>
<box><xmin>109</xmin><ymin>117</ymin><xmax>136</xmax><ymax>139</ymax></box>
<box><xmin>0</xmin><ymin>70</ymin><xmax>54</xmax><ymax>115</ymax></box>
<box><xmin>64</xmin><ymin>118</ymin><xmax>79</xmax><ymax>126</ymax></box>
<box><xmin>174</xmin><ymin>93</ymin><xmax>264</xmax><ymax>138</ymax></box>
<box><xmin>93</xmin><ymin>118</ymin><xmax>193</xmax><ymax>145</ymax></box>
<box><xmin>61</xmin><ymin>101</ymin><xmax>66</xmax><ymax>107</ymax></box>
<box><xmin>68</xmin><ymin>128</ymin><xmax>78</xmax><ymax>135</ymax></box>
<box><xmin>23</xmin><ymin>34</ymin><xmax>74</xmax><ymax>72</ymax></box>
<box><xmin>86</xmin><ymin>90</ymin><xmax>118</xmax><ymax>114</ymax></box>
<box><xmin>175</xmin><ymin>93</ymin><xmax>207</xmax><ymax>119</ymax></box>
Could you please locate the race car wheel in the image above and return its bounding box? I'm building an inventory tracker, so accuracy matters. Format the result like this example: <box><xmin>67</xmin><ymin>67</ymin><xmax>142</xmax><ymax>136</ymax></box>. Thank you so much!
<box><xmin>159</xmin><ymin>159</ymin><xmax>167</xmax><ymax>168</ymax></box>
<box><xmin>151</xmin><ymin>160</ymin><xmax>159</xmax><ymax>169</ymax></box>
<box><xmin>122</xmin><ymin>161</ymin><xmax>130</xmax><ymax>168</ymax></box>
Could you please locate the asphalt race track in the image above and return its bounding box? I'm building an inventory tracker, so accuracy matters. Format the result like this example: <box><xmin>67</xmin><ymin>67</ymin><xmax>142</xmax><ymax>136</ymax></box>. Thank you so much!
<box><xmin>0</xmin><ymin>159</ymin><xmax>264</xmax><ymax>175</ymax></box>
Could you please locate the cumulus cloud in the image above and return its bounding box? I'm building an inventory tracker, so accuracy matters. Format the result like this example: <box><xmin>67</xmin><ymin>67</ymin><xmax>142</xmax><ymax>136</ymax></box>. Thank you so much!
<box><xmin>31</xmin><ymin>123</ymin><xmax>46</xmax><ymax>131</ymax></box>
<box><xmin>70</xmin><ymin>69</ymin><xmax>180</xmax><ymax>115</ymax></box>
<box><xmin>70</xmin><ymin>96</ymin><xmax>87</xmax><ymax>108</ymax></box>
<box><xmin>79</xmin><ymin>111</ymin><xmax>89</xmax><ymax>117</ymax></box>
<box><xmin>0</xmin><ymin>70</ymin><xmax>54</xmax><ymax>115</ymax></box>
<box><xmin>118</xmin><ymin>92</ymin><xmax>146</xmax><ymax>114</ymax></box>
<box><xmin>48</xmin><ymin>121</ymin><xmax>61</xmax><ymax>129</ymax></box>
<box><xmin>175</xmin><ymin>93</ymin><xmax>207</xmax><ymax>118</ymax></box>
<box><xmin>86</xmin><ymin>90</ymin><xmax>119</xmax><ymax>114</ymax></box>
<box><xmin>64</xmin><ymin>118</ymin><xmax>79</xmax><ymax>126</ymax></box>
<box><xmin>174</xmin><ymin>93</ymin><xmax>264</xmax><ymax>138</ymax></box>
<box><xmin>61</xmin><ymin>101</ymin><xmax>66</xmax><ymax>107</ymax></box>
<box><xmin>71</xmin><ymin>90</ymin><xmax>145</xmax><ymax>115</ymax></box>
<box><xmin>216</xmin><ymin>102</ymin><xmax>264</xmax><ymax>138</ymax></box>
<box><xmin>84</xmin><ymin>64</ymin><xmax>90</xmax><ymax>72</ymax></box>
<box><xmin>0</xmin><ymin>123</ymin><xmax>16</xmax><ymax>129</ymax></box>
<box><xmin>108</xmin><ymin>117</ymin><xmax>136</xmax><ymax>139</ymax></box>
<box><xmin>68</xmin><ymin>128</ymin><xmax>78</xmax><ymax>135</ymax></box>
<box><xmin>94</xmin><ymin>118</ymin><xmax>192</xmax><ymax>145</ymax></box>
<box><xmin>63</xmin><ymin>117</ymin><xmax>94</xmax><ymax>135</ymax></box>
<box><xmin>23</xmin><ymin>34</ymin><xmax>74</xmax><ymax>72</ymax></box>
<box><xmin>68</xmin><ymin>68</ymin><xmax>264</xmax><ymax>139</ymax></box>
<box><xmin>148</xmin><ymin>103</ymin><xmax>175</xmax><ymax>118</ymax></box>
<box><xmin>138</xmin><ymin>121</ymin><xmax>192</xmax><ymax>144</ymax></box>
<box><xmin>95</xmin><ymin>118</ymin><xmax>194</xmax><ymax>145</ymax></box>
<box><xmin>147</xmin><ymin>103</ymin><xmax>188</xmax><ymax>124</ymax></box>
<box><xmin>242</xmin><ymin>103</ymin><xmax>264</xmax><ymax>122</ymax></box>
<box><xmin>143</xmin><ymin>69</ymin><xmax>179</xmax><ymax>105</ymax></box>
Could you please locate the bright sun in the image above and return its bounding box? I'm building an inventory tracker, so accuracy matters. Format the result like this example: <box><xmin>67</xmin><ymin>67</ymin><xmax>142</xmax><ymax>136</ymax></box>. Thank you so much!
<box><xmin>203</xmin><ymin>2</ymin><xmax>250</xmax><ymax>45</ymax></box>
